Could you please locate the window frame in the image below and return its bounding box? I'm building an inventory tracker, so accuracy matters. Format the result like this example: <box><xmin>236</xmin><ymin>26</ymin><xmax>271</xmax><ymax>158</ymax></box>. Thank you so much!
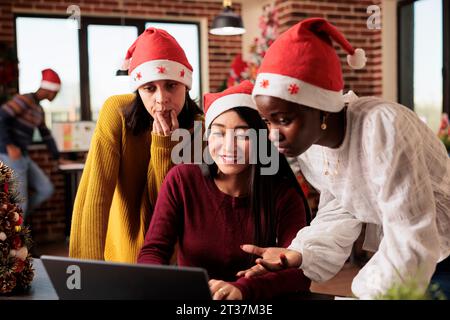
<box><xmin>14</xmin><ymin>12</ymin><xmax>82</xmax><ymax>124</ymax></box>
<box><xmin>14</xmin><ymin>13</ymin><xmax>203</xmax><ymax>121</ymax></box>
<box><xmin>397</xmin><ymin>0</ymin><xmax>449</xmax><ymax>115</ymax></box>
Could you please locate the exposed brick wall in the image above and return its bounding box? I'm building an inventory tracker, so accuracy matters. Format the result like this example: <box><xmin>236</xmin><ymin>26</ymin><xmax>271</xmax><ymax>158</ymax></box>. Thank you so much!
<box><xmin>25</xmin><ymin>146</ymin><xmax>65</xmax><ymax>243</ymax></box>
<box><xmin>275</xmin><ymin>0</ymin><xmax>383</xmax><ymax>97</ymax></box>
<box><xmin>1</xmin><ymin>0</ymin><xmax>385</xmax><ymax>243</ymax></box>
<box><xmin>27</xmin><ymin>146</ymin><xmax>87</xmax><ymax>243</ymax></box>
<box><xmin>0</xmin><ymin>0</ymin><xmax>242</xmax><ymax>92</ymax></box>
<box><xmin>0</xmin><ymin>0</ymin><xmax>243</xmax><ymax>243</ymax></box>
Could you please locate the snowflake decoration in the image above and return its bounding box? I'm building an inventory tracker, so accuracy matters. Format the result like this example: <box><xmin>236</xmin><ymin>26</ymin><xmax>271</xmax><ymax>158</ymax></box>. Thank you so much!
<box><xmin>288</xmin><ymin>83</ymin><xmax>299</xmax><ymax>95</ymax></box>
<box><xmin>260</xmin><ymin>79</ymin><xmax>269</xmax><ymax>88</ymax></box>
<box><xmin>157</xmin><ymin>66</ymin><xmax>166</xmax><ymax>74</ymax></box>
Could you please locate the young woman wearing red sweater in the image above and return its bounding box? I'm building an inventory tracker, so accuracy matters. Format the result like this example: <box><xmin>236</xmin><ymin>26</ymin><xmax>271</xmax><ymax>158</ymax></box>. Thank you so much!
<box><xmin>138</xmin><ymin>81</ymin><xmax>311</xmax><ymax>300</ymax></box>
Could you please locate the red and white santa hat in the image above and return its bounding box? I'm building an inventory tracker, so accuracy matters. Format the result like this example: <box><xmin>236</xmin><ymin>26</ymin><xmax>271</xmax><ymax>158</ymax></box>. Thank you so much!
<box><xmin>122</xmin><ymin>27</ymin><xmax>193</xmax><ymax>91</ymax></box>
<box><xmin>252</xmin><ymin>17</ymin><xmax>366</xmax><ymax>112</ymax></box>
<box><xmin>40</xmin><ymin>68</ymin><xmax>61</xmax><ymax>92</ymax></box>
<box><xmin>204</xmin><ymin>80</ymin><xmax>256</xmax><ymax>129</ymax></box>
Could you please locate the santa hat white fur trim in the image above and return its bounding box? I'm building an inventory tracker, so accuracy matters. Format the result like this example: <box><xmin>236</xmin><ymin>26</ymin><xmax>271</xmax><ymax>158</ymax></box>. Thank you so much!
<box><xmin>129</xmin><ymin>59</ymin><xmax>192</xmax><ymax>91</ymax></box>
<box><xmin>205</xmin><ymin>93</ymin><xmax>256</xmax><ymax>129</ymax></box>
<box><xmin>40</xmin><ymin>80</ymin><xmax>61</xmax><ymax>92</ymax></box>
<box><xmin>252</xmin><ymin>73</ymin><xmax>345</xmax><ymax>112</ymax></box>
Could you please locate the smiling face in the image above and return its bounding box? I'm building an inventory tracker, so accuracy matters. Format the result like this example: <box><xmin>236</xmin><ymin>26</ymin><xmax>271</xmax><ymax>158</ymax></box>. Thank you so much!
<box><xmin>254</xmin><ymin>95</ymin><xmax>322</xmax><ymax>157</ymax></box>
<box><xmin>208</xmin><ymin>109</ymin><xmax>252</xmax><ymax>176</ymax></box>
<box><xmin>138</xmin><ymin>79</ymin><xmax>186</xmax><ymax>122</ymax></box>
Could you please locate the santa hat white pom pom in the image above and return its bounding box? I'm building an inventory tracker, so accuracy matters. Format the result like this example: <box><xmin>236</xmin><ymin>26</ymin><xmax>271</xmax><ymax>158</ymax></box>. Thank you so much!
<box><xmin>347</xmin><ymin>48</ymin><xmax>367</xmax><ymax>69</ymax></box>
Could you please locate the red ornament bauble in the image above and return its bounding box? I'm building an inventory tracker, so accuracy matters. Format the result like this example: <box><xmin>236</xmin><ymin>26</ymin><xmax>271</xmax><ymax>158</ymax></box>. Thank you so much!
<box><xmin>12</xmin><ymin>259</ymin><xmax>26</xmax><ymax>273</ymax></box>
<box><xmin>12</xmin><ymin>236</ymin><xmax>22</xmax><ymax>250</ymax></box>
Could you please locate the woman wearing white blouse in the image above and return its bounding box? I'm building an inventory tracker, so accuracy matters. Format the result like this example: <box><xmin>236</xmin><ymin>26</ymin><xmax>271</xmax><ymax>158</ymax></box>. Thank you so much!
<box><xmin>238</xmin><ymin>18</ymin><xmax>450</xmax><ymax>299</ymax></box>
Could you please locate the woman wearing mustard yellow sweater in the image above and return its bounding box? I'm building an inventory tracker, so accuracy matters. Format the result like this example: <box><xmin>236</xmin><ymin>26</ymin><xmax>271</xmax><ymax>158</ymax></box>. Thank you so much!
<box><xmin>69</xmin><ymin>27</ymin><xmax>203</xmax><ymax>262</ymax></box>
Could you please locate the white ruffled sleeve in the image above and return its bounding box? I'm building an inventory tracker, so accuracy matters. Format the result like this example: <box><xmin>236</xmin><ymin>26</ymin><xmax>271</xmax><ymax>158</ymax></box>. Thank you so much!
<box><xmin>289</xmin><ymin>189</ymin><xmax>362</xmax><ymax>283</ymax></box>
<box><xmin>351</xmin><ymin>107</ymin><xmax>441</xmax><ymax>299</ymax></box>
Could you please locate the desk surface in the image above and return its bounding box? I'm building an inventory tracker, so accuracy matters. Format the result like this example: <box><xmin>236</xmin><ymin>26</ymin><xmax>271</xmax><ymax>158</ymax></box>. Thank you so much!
<box><xmin>0</xmin><ymin>259</ymin><xmax>58</xmax><ymax>300</ymax></box>
<box><xmin>0</xmin><ymin>259</ymin><xmax>335</xmax><ymax>300</ymax></box>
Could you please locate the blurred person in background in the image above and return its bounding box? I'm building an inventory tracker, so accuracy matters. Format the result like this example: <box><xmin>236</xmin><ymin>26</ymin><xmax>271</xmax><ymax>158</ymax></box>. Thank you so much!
<box><xmin>0</xmin><ymin>68</ymin><xmax>67</xmax><ymax>218</ymax></box>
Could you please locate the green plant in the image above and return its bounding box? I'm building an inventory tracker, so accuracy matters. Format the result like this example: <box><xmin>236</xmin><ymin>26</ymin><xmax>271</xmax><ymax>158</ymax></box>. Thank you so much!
<box><xmin>376</xmin><ymin>279</ymin><xmax>447</xmax><ymax>300</ymax></box>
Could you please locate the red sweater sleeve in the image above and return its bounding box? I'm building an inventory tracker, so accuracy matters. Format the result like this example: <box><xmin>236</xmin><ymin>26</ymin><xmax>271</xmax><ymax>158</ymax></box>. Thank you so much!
<box><xmin>137</xmin><ymin>166</ymin><xmax>181</xmax><ymax>265</ymax></box>
<box><xmin>232</xmin><ymin>184</ymin><xmax>311</xmax><ymax>300</ymax></box>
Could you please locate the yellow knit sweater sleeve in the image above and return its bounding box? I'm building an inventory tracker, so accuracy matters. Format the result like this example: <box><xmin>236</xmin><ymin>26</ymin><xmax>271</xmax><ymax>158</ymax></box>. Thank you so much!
<box><xmin>146</xmin><ymin>133</ymin><xmax>177</xmax><ymax>207</ymax></box>
<box><xmin>69</xmin><ymin>94</ymin><xmax>129</xmax><ymax>260</ymax></box>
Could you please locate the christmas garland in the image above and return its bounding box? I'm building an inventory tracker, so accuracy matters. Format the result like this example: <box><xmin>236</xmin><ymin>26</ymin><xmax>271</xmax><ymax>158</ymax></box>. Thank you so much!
<box><xmin>0</xmin><ymin>162</ymin><xmax>34</xmax><ymax>294</ymax></box>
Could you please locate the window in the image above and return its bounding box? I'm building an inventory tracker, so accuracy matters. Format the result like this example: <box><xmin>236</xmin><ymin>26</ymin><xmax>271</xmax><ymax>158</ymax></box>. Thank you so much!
<box><xmin>88</xmin><ymin>25</ymin><xmax>138</xmax><ymax>120</ymax></box>
<box><xmin>398</xmin><ymin>0</ymin><xmax>448</xmax><ymax>132</ymax></box>
<box><xmin>414</xmin><ymin>0</ymin><xmax>442</xmax><ymax>131</ymax></box>
<box><xmin>15</xmin><ymin>15</ymin><xmax>203</xmax><ymax>124</ymax></box>
<box><xmin>15</xmin><ymin>16</ymin><xmax>81</xmax><ymax>128</ymax></box>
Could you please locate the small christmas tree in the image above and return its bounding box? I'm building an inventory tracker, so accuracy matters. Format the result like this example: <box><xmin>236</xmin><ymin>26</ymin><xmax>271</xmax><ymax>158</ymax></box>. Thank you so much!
<box><xmin>226</xmin><ymin>54</ymin><xmax>249</xmax><ymax>88</ymax></box>
<box><xmin>225</xmin><ymin>3</ymin><xmax>279</xmax><ymax>88</ymax></box>
<box><xmin>0</xmin><ymin>161</ymin><xmax>34</xmax><ymax>294</ymax></box>
<box><xmin>247</xmin><ymin>3</ymin><xmax>279</xmax><ymax>82</ymax></box>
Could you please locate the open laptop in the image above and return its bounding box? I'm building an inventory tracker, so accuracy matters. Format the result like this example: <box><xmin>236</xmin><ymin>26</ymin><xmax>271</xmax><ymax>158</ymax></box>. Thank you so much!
<box><xmin>41</xmin><ymin>255</ymin><xmax>212</xmax><ymax>300</ymax></box>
